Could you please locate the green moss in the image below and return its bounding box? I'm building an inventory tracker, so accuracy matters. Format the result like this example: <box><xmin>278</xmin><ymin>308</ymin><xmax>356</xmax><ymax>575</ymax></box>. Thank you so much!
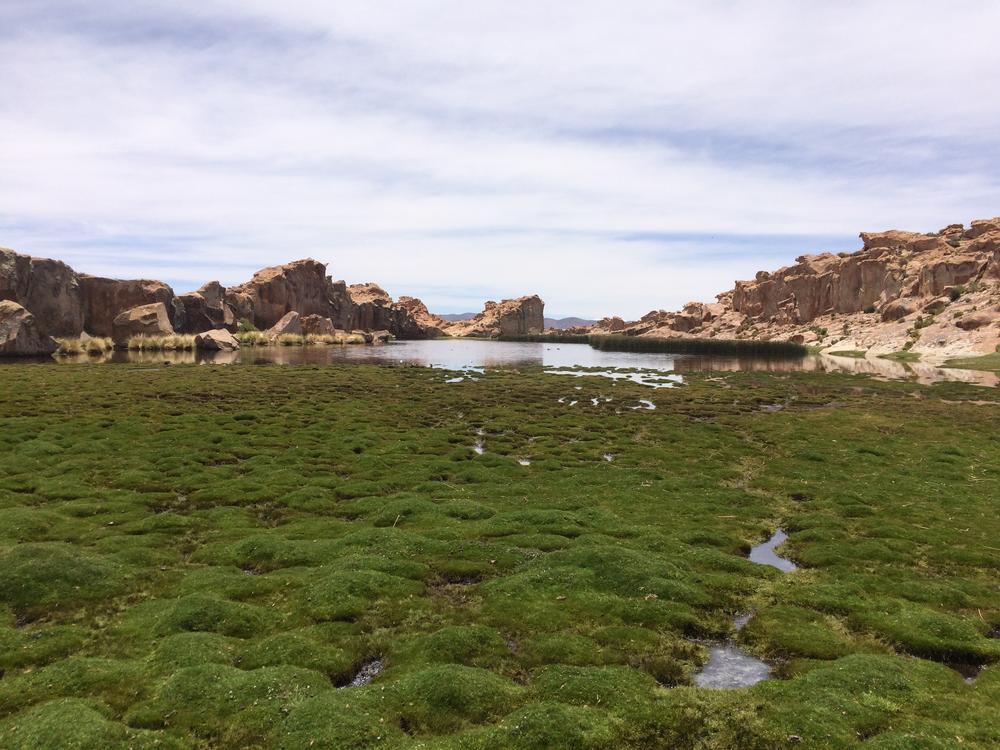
<box><xmin>944</xmin><ymin>352</ymin><xmax>1000</xmax><ymax>371</ymax></box>
<box><xmin>0</xmin><ymin>363</ymin><xmax>996</xmax><ymax>748</ymax></box>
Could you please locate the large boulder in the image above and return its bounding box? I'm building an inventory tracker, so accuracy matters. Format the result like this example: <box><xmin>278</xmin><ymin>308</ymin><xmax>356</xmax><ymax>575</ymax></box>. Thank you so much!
<box><xmin>173</xmin><ymin>281</ymin><xmax>237</xmax><ymax>333</ymax></box>
<box><xmin>0</xmin><ymin>300</ymin><xmax>57</xmax><ymax>356</ymax></box>
<box><xmin>80</xmin><ymin>275</ymin><xmax>174</xmax><ymax>337</ymax></box>
<box><xmin>954</xmin><ymin>313</ymin><xmax>995</xmax><ymax>331</ymax></box>
<box><xmin>111</xmin><ymin>302</ymin><xmax>174</xmax><ymax>344</ymax></box>
<box><xmin>195</xmin><ymin>328</ymin><xmax>241</xmax><ymax>351</ymax></box>
<box><xmin>300</xmin><ymin>314</ymin><xmax>336</xmax><ymax>336</ymax></box>
<box><xmin>0</xmin><ymin>248</ymin><xmax>84</xmax><ymax>336</ymax></box>
<box><xmin>266</xmin><ymin>311</ymin><xmax>301</xmax><ymax>337</ymax></box>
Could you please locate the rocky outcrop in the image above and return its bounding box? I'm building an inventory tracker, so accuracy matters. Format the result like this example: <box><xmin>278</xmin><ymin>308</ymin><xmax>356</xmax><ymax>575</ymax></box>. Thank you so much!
<box><xmin>398</xmin><ymin>296</ymin><xmax>447</xmax><ymax>337</ymax></box>
<box><xmin>586</xmin><ymin>217</ymin><xmax>1000</xmax><ymax>358</ymax></box>
<box><xmin>174</xmin><ymin>281</ymin><xmax>237</xmax><ymax>334</ymax></box>
<box><xmin>445</xmin><ymin>295</ymin><xmax>545</xmax><ymax>337</ymax></box>
<box><xmin>111</xmin><ymin>303</ymin><xmax>174</xmax><ymax>344</ymax></box>
<box><xmin>0</xmin><ymin>248</ymin><xmax>538</xmax><ymax>342</ymax></box>
<box><xmin>195</xmin><ymin>328</ymin><xmax>240</xmax><ymax>351</ymax></box>
<box><xmin>0</xmin><ymin>249</ymin><xmax>83</xmax><ymax>336</ymax></box>
<box><xmin>0</xmin><ymin>300</ymin><xmax>57</xmax><ymax>356</ymax></box>
<box><xmin>229</xmin><ymin>259</ymin><xmax>333</xmax><ymax>330</ymax></box>
<box><xmin>346</xmin><ymin>284</ymin><xmax>430</xmax><ymax>338</ymax></box>
<box><xmin>80</xmin><ymin>275</ymin><xmax>175</xmax><ymax>337</ymax></box>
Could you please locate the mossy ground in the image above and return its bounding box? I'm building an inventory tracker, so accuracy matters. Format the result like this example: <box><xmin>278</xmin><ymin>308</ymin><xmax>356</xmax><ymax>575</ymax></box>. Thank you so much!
<box><xmin>944</xmin><ymin>352</ymin><xmax>1000</xmax><ymax>371</ymax></box>
<box><xmin>0</xmin><ymin>363</ymin><xmax>997</xmax><ymax>749</ymax></box>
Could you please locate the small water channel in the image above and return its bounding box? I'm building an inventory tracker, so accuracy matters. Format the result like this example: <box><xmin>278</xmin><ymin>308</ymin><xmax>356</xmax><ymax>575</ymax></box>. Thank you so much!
<box><xmin>693</xmin><ymin>529</ymin><xmax>798</xmax><ymax>688</ymax></box>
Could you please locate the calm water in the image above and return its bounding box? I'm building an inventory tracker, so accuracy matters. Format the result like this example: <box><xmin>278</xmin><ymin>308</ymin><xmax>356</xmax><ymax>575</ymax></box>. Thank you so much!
<box><xmin>21</xmin><ymin>339</ymin><xmax>996</xmax><ymax>385</ymax></box>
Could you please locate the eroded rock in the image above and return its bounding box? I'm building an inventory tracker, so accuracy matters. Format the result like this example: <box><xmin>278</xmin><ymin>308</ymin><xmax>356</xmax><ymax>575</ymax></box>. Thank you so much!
<box><xmin>0</xmin><ymin>300</ymin><xmax>57</xmax><ymax>356</ymax></box>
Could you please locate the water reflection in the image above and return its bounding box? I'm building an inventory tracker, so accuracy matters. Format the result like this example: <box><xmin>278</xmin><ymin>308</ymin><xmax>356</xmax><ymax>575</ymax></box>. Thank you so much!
<box><xmin>36</xmin><ymin>339</ymin><xmax>997</xmax><ymax>385</ymax></box>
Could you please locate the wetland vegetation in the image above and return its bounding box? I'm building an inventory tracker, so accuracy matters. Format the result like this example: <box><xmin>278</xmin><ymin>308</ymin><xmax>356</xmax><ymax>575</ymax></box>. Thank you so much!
<box><xmin>0</xmin><ymin>363</ymin><xmax>997</xmax><ymax>749</ymax></box>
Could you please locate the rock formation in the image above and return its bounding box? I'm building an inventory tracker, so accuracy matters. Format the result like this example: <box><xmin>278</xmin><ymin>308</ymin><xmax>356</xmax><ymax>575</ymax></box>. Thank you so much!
<box><xmin>0</xmin><ymin>250</ymin><xmax>470</xmax><ymax>342</ymax></box>
<box><xmin>397</xmin><ymin>296</ymin><xmax>447</xmax><ymax>338</ymax></box>
<box><xmin>174</xmin><ymin>281</ymin><xmax>237</xmax><ymax>334</ymax></box>
<box><xmin>444</xmin><ymin>295</ymin><xmax>545</xmax><ymax>337</ymax></box>
<box><xmin>589</xmin><ymin>217</ymin><xmax>1000</xmax><ymax>358</ymax></box>
<box><xmin>111</xmin><ymin>303</ymin><xmax>175</xmax><ymax>344</ymax></box>
<box><xmin>300</xmin><ymin>315</ymin><xmax>337</xmax><ymax>336</ymax></box>
<box><xmin>80</xmin><ymin>275</ymin><xmax>175</xmax><ymax>337</ymax></box>
<box><xmin>0</xmin><ymin>300</ymin><xmax>57</xmax><ymax>356</ymax></box>
<box><xmin>0</xmin><ymin>249</ymin><xmax>83</xmax><ymax>336</ymax></box>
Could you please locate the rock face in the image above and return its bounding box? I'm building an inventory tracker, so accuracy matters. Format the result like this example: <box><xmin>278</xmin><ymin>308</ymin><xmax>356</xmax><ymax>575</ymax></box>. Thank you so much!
<box><xmin>112</xmin><ymin>303</ymin><xmax>175</xmax><ymax>344</ymax></box>
<box><xmin>445</xmin><ymin>295</ymin><xmax>545</xmax><ymax>337</ymax></box>
<box><xmin>80</xmin><ymin>275</ymin><xmax>175</xmax><ymax>337</ymax></box>
<box><xmin>229</xmin><ymin>259</ymin><xmax>334</xmax><ymax>330</ymax></box>
<box><xmin>397</xmin><ymin>296</ymin><xmax>446</xmax><ymax>337</ymax></box>
<box><xmin>0</xmin><ymin>248</ymin><xmax>541</xmax><ymax>342</ymax></box>
<box><xmin>174</xmin><ymin>282</ymin><xmax>237</xmax><ymax>334</ymax></box>
<box><xmin>0</xmin><ymin>249</ymin><xmax>83</xmax><ymax>336</ymax></box>
<box><xmin>195</xmin><ymin>328</ymin><xmax>240</xmax><ymax>351</ymax></box>
<box><xmin>587</xmin><ymin>217</ymin><xmax>1000</xmax><ymax>358</ymax></box>
<box><xmin>0</xmin><ymin>300</ymin><xmax>57</xmax><ymax>356</ymax></box>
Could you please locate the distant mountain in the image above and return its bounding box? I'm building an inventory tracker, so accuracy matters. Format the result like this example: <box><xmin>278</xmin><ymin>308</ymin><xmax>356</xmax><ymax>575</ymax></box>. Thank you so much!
<box><xmin>436</xmin><ymin>312</ymin><xmax>478</xmax><ymax>322</ymax></box>
<box><xmin>545</xmin><ymin>316</ymin><xmax>597</xmax><ymax>329</ymax></box>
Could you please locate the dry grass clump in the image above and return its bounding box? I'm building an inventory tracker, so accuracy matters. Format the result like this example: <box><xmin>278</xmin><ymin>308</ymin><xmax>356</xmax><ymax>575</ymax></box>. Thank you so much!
<box><xmin>305</xmin><ymin>333</ymin><xmax>338</xmax><ymax>345</ymax></box>
<box><xmin>54</xmin><ymin>337</ymin><xmax>115</xmax><ymax>356</ymax></box>
<box><xmin>126</xmin><ymin>334</ymin><xmax>195</xmax><ymax>351</ymax></box>
<box><xmin>235</xmin><ymin>331</ymin><xmax>270</xmax><ymax>347</ymax></box>
<box><xmin>277</xmin><ymin>334</ymin><xmax>305</xmax><ymax>347</ymax></box>
<box><xmin>344</xmin><ymin>333</ymin><xmax>367</xmax><ymax>344</ymax></box>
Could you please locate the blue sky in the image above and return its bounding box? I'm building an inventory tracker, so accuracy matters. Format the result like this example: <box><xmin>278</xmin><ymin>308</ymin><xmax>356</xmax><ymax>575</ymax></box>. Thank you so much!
<box><xmin>2</xmin><ymin>1</ymin><xmax>999</xmax><ymax>318</ymax></box>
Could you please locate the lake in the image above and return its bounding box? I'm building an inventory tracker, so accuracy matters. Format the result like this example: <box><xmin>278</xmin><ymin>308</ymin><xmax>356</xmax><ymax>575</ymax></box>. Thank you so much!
<box><xmin>16</xmin><ymin>338</ymin><xmax>998</xmax><ymax>386</ymax></box>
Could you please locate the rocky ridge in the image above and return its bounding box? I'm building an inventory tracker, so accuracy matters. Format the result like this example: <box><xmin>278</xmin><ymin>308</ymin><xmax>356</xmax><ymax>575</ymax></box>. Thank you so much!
<box><xmin>588</xmin><ymin>218</ymin><xmax>1000</xmax><ymax>358</ymax></box>
<box><xmin>0</xmin><ymin>247</ymin><xmax>545</xmax><ymax>354</ymax></box>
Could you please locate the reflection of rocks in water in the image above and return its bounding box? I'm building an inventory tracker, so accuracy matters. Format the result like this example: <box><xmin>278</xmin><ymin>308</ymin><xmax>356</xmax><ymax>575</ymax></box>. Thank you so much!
<box><xmin>694</xmin><ymin>643</ymin><xmax>771</xmax><ymax>689</ymax></box>
<box><xmin>748</xmin><ymin>529</ymin><xmax>798</xmax><ymax>573</ymax></box>
<box><xmin>340</xmin><ymin>659</ymin><xmax>384</xmax><ymax>688</ymax></box>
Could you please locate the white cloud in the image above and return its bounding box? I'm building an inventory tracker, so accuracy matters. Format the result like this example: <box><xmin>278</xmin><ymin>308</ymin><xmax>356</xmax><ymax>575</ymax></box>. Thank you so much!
<box><xmin>1</xmin><ymin>1</ymin><xmax>998</xmax><ymax>317</ymax></box>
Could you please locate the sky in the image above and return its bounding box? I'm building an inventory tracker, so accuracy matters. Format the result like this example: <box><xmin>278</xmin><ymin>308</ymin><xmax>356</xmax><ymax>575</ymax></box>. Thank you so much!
<box><xmin>1</xmin><ymin>1</ymin><xmax>999</xmax><ymax>319</ymax></box>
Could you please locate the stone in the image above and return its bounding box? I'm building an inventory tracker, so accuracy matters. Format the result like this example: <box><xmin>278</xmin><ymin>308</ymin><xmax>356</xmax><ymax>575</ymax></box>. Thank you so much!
<box><xmin>195</xmin><ymin>328</ymin><xmax>241</xmax><ymax>351</ymax></box>
<box><xmin>266</xmin><ymin>311</ymin><xmax>301</xmax><ymax>337</ymax></box>
<box><xmin>111</xmin><ymin>302</ymin><xmax>174</xmax><ymax>345</ymax></box>
<box><xmin>371</xmin><ymin>330</ymin><xmax>394</xmax><ymax>343</ymax></box>
<box><xmin>0</xmin><ymin>300</ymin><xmax>57</xmax><ymax>356</ymax></box>
<box><xmin>173</xmin><ymin>282</ymin><xmax>237</xmax><ymax>334</ymax></box>
<box><xmin>300</xmin><ymin>315</ymin><xmax>337</xmax><ymax>336</ymax></box>
<box><xmin>80</xmin><ymin>275</ymin><xmax>175</xmax><ymax>337</ymax></box>
<box><xmin>922</xmin><ymin>297</ymin><xmax>950</xmax><ymax>315</ymax></box>
<box><xmin>954</xmin><ymin>314</ymin><xmax>994</xmax><ymax>331</ymax></box>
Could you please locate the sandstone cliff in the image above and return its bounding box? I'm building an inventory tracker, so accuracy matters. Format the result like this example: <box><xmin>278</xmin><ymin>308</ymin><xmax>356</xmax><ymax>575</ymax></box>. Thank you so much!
<box><xmin>590</xmin><ymin>217</ymin><xmax>1000</xmax><ymax>358</ymax></box>
<box><xmin>0</xmin><ymin>248</ymin><xmax>521</xmax><ymax>345</ymax></box>
<box><xmin>444</xmin><ymin>295</ymin><xmax>545</xmax><ymax>337</ymax></box>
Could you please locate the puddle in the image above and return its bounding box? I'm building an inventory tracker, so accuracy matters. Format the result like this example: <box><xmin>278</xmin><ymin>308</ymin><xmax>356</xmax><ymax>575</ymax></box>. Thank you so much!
<box><xmin>545</xmin><ymin>368</ymin><xmax>683</xmax><ymax>389</ymax></box>
<box><xmin>759</xmin><ymin>403</ymin><xmax>785</xmax><ymax>413</ymax></box>
<box><xmin>603</xmin><ymin>453</ymin><xmax>615</xmax><ymax>462</ymax></box>
<box><xmin>629</xmin><ymin>399</ymin><xmax>656</xmax><ymax>410</ymax></box>
<box><xmin>517</xmin><ymin>458</ymin><xmax>531</xmax><ymax>466</ymax></box>
<box><xmin>341</xmin><ymin>659</ymin><xmax>384</xmax><ymax>688</ymax></box>
<box><xmin>694</xmin><ymin>643</ymin><xmax>771</xmax><ymax>689</ymax></box>
<box><xmin>472</xmin><ymin>441</ymin><xmax>485</xmax><ymax>455</ymax></box>
<box><xmin>748</xmin><ymin>528</ymin><xmax>797</xmax><ymax>572</ymax></box>
<box><xmin>693</xmin><ymin>611</ymin><xmax>771</xmax><ymax>689</ymax></box>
